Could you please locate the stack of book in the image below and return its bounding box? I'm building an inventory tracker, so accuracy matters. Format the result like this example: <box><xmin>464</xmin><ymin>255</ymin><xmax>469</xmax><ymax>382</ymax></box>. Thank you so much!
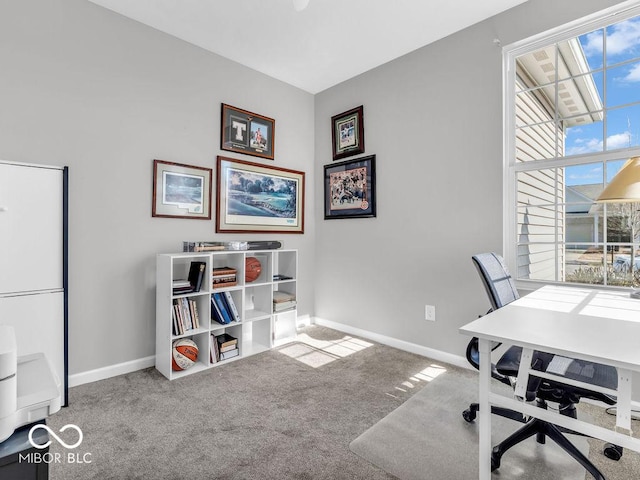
<box><xmin>273</xmin><ymin>291</ymin><xmax>296</xmax><ymax>312</ymax></box>
<box><xmin>212</xmin><ymin>266</ymin><xmax>237</xmax><ymax>289</ymax></box>
<box><xmin>211</xmin><ymin>291</ymin><xmax>240</xmax><ymax>325</ymax></box>
<box><xmin>172</xmin><ymin>298</ymin><xmax>200</xmax><ymax>335</ymax></box>
<box><xmin>210</xmin><ymin>332</ymin><xmax>239</xmax><ymax>363</ymax></box>
<box><xmin>172</xmin><ymin>279</ymin><xmax>192</xmax><ymax>295</ymax></box>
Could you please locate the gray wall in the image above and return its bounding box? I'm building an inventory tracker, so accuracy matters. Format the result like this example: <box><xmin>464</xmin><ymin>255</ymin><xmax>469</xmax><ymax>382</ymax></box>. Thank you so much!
<box><xmin>0</xmin><ymin>0</ymin><xmax>315</xmax><ymax>376</ymax></box>
<box><xmin>313</xmin><ymin>0</ymin><xmax>625</xmax><ymax>357</ymax></box>
<box><xmin>0</xmin><ymin>0</ymin><xmax>629</xmax><ymax>381</ymax></box>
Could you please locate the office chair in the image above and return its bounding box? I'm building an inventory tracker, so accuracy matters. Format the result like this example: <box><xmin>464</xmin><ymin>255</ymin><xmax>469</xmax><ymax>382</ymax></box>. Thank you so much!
<box><xmin>462</xmin><ymin>252</ymin><xmax>622</xmax><ymax>480</ymax></box>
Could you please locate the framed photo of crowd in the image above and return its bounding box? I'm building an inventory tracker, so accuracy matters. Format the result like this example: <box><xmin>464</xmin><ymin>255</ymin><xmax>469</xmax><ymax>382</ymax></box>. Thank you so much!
<box><xmin>324</xmin><ymin>155</ymin><xmax>376</xmax><ymax>220</ymax></box>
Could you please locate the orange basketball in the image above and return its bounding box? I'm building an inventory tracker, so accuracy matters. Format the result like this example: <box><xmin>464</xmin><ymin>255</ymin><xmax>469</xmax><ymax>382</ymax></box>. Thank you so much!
<box><xmin>172</xmin><ymin>338</ymin><xmax>198</xmax><ymax>371</ymax></box>
<box><xmin>245</xmin><ymin>257</ymin><xmax>262</xmax><ymax>283</ymax></box>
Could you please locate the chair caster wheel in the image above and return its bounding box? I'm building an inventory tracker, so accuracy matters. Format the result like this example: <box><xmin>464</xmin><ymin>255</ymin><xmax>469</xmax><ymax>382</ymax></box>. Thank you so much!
<box><xmin>491</xmin><ymin>446</ymin><xmax>502</xmax><ymax>471</ymax></box>
<box><xmin>604</xmin><ymin>443</ymin><xmax>623</xmax><ymax>461</ymax></box>
<box><xmin>491</xmin><ymin>453</ymin><xmax>500</xmax><ymax>471</ymax></box>
<box><xmin>462</xmin><ymin>409</ymin><xmax>476</xmax><ymax>422</ymax></box>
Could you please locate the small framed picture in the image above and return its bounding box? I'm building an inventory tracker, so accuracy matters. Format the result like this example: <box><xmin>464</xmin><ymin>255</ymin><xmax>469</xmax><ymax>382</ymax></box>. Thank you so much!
<box><xmin>152</xmin><ymin>160</ymin><xmax>212</xmax><ymax>219</ymax></box>
<box><xmin>324</xmin><ymin>155</ymin><xmax>376</xmax><ymax>219</ymax></box>
<box><xmin>331</xmin><ymin>105</ymin><xmax>365</xmax><ymax>160</ymax></box>
<box><xmin>216</xmin><ymin>156</ymin><xmax>305</xmax><ymax>233</ymax></box>
<box><xmin>221</xmin><ymin>104</ymin><xmax>275</xmax><ymax>160</ymax></box>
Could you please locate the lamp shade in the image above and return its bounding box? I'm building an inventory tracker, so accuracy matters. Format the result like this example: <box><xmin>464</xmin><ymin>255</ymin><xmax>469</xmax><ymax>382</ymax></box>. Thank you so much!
<box><xmin>596</xmin><ymin>156</ymin><xmax>640</xmax><ymax>203</ymax></box>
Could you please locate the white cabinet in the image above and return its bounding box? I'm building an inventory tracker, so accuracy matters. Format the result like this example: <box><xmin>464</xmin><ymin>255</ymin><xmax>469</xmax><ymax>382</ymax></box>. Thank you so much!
<box><xmin>0</xmin><ymin>163</ymin><xmax>63</xmax><ymax>294</ymax></box>
<box><xmin>0</xmin><ymin>161</ymin><xmax>67</xmax><ymax>404</ymax></box>
<box><xmin>155</xmin><ymin>249</ymin><xmax>297</xmax><ymax>380</ymax></box>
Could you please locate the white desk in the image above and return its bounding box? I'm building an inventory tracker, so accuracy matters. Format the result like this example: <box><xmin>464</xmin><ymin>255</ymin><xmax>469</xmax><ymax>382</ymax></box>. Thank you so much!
<box><xmin>460</xmin><ymin>285</ymin><xmax>640</xmax><ymax>479</ymax></box>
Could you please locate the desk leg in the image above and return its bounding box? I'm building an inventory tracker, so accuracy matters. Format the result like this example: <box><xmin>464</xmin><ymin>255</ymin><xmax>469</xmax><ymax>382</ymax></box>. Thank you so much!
<box><xmin>616</xmin><ymin>369</ymin><xmax>632</xmax><ymax>435</ymax></box>
<box><xmin>478</xmin><ymin>338</ymin><xmax>491</xmax><ymax>480</ymax></box>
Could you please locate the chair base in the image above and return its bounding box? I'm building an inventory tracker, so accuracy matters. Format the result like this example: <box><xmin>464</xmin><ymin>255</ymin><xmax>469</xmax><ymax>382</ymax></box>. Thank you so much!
<box><xmin>491</xmin><ymin>416</ymin><xmax>606</xmax><ymax>480</ymax></box>
<box><xmin>462</xmin><ymin>401</ymin><xmax>623</xmax><ymax>479</ymax></box>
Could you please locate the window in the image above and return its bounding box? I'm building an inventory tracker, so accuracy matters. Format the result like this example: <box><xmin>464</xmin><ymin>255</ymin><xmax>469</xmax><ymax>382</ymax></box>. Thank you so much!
<box><xmin>505</xmin><ymin>5</ymin><xmax>640</xmax><ymax>288</ymax></box>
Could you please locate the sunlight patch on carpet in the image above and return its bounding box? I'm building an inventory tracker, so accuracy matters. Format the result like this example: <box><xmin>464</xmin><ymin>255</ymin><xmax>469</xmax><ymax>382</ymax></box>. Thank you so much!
<box><xmin>276</xmin><ymin>333</ymin><xmax>374</xmax><ymax>368</ymax></box>
<box><xmin>391</xmin><ymin>364</ymin><xmax>448</xmax><ymax>395</ymax></box>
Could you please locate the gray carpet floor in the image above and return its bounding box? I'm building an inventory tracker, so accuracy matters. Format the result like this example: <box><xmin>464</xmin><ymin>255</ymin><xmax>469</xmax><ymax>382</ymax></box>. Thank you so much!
<box><xmin>46</xmin><ymin>325</ymin><xmax>638</xmax><ymax>479</ymax></box>
<box><xmin>350</xmin><ymin>368</ymin><xmax>589</xmax><ymax>479</ymax></box>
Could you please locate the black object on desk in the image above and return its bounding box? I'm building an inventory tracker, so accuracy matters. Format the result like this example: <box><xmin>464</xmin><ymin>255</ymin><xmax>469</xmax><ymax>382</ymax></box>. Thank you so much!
<box><xmin>0</xmin><ymin>421</ymin><xmax>49</xmax><ymax>480</ymax></box>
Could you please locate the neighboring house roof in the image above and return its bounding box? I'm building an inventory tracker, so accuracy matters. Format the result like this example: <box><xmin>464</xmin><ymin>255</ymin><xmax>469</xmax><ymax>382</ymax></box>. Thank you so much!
<box><xmin>517</xmin><ymin>38</ymin><xmax>603</xmax><ymax>127</ymax></box>
<box><xmin>566</xmin><ymin>184</ymin><xmax>600</xmax><ymax>214</ymax></box>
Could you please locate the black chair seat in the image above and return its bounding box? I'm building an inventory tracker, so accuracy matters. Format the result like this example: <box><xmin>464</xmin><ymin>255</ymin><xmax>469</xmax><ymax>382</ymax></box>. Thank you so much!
<box><xmin>495</xmin><ymin>346</ymin><xmax>617</xmax><ymax>406</ymax></box>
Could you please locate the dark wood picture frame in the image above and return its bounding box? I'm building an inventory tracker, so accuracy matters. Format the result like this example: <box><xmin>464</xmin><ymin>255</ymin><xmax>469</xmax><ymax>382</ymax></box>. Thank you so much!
<box><xmin>221</xmin><ymin>104</ymin><xmax>275</xmax><ymax>160</ymax></box>
<box><xmin>331</xmin><ymin>105</ymin><xmax>365</xmax><ymax>160</ymax></box>
<box><xmin>152</xmin><ymin>160</ymin><xmax>212</xmax><ymax>219</ymax></box>
<box><xmin>324</xmin><ymin>155</ymin><xmax>376</xmax><ymax>219</ymax></box>
<box><xmin>216</xmin><ymin>156</ymin><xmax>304</xmax><ymax>233</ymax></box>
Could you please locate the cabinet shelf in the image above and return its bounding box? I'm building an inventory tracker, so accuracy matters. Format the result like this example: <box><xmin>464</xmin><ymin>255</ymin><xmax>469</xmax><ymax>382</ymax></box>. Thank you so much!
<box><xmin>156</xmin><ymin>249</ymin><xmax>298</xmax><ymax>380</ymax></box>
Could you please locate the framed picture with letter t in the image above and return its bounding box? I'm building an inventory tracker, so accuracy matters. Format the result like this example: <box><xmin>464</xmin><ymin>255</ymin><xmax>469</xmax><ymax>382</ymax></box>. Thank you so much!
<box><xmin>324</xmin><ymin>155</ymin><xmax>376</xmax><ymax>219</ymax></box>
<box><xmin>216</xmin><ymin>156</ymin><xmax>304</xmax><ymax>233</ymax></box>
<box><xmin>221</xmin><ymin>104</ymin><xmax>275</xmax><ymax>160</ymax></box>
<box><xmin>331</xmin><ymin>105</ymin><xmax>364</xmax><ymax>160</ymax></box>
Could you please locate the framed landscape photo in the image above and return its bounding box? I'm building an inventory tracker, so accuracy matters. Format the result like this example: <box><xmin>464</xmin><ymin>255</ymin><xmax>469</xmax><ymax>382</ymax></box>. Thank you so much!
<box><xmin>152</xmin><ymin>160</ymin><xmax>212</xmax><ymax>219</ymax></box>
<box><xmin>221</xmin><ymin>103</ymin><xmax>275</xmax><ymax>160</ymax></box>
<box><xmin>331</xmin><ymin>105</ymin><xmax>365</xmax><ymax>160</ymax></box>
<box><xmin>216</xmin><ymin>156</ymin><xmax>305</xmax><ymax>233</ymax></box>
<box><xmin>324</xmin><ymin>155</ymin><xmax>376</xmax><ymax>220</ymax></box>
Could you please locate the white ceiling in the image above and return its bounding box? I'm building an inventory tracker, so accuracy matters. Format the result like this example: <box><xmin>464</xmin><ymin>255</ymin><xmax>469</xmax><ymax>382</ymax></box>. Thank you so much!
<box><xmin>88</xmin><ymin>0</ymin><xmax>527</xmax><ymax>94</ymax></box>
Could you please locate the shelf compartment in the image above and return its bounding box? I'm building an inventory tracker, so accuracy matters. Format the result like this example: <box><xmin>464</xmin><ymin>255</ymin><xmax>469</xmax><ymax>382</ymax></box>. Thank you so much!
<box><xmin>274</xmin><ymin>250</ymin><xmax>297</xmax><ymax>281</ymax></box>
<box><xmin>210</xmin><ymin>324</ymin><xmax>241</xmax><ymax>364</ymax></box>
<box><xmin>273</xmin><ymin>310</ymin><xmax>298</xmax><ymax>346</ymax></box>
<box><xmin>244</xmin><ymin>253</ymin><xmax>271</xmax><ymax>286</ymax></box>
<box><xmin>244</xmin><ymin>284</ymin><xmax>272</xmax><ymax>322</ymax></box>
<box><xmin>242</xmin><ymin>317</ymin><xmax>271</xmax><ymax>356</ymax></box>
<box><xmin>170</xmin><ymin>254</ymin><xmax>211</xmax><ymax>295</ymax></box>
<box><xmin>169</xmin><ymin>332</ymin><xmax>209</xmax><ymax>379</ymax></box>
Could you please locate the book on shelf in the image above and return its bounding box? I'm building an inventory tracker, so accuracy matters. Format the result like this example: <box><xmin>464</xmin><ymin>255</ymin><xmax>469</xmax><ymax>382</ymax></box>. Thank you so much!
<box><xmin>173</xmin><ymin>297</ymin><xmax>200</xmax><ymax>335</ymax></box>
<box><xmin>211</xmin><ymin>292</ymin><xmax>233</xmax><ymax>324</ymax></box>
<box><xmin>273</xmin><ymin>274</ymin><xmax>293</xmax><ymax>281</ymax></box>
<box><xmin>220</xmin><ymin>348</ymin><xmax>239</xmax><ymax>361</ymax></box>
<box><xmin>188</xmin><ymin>261</ymin><xmax>207</xmax><ymax>292</ymax></box>
<box><xmin>211</xmin><ymin>295</ymin><xmax>227</xmax><ymax>325</ymax></box>
<box><xmin>210</xmin><ymin>333</ymin><xmax>220</xmax><ymax>363</ymax></box>
<box><xmin>172</xmin><ymin>305</ymin><xmax>182</xmax><ymax>335</ymax></box>
<box><xmin>273</xmin><ymin>291</ymin><xmax>295</xmax><ymax>303</ymax></box>
<box><xmin>274</xmin><ymin>300</ymin><xmax>297</xmax><ymax>312</ymax></box>
<box><xmin>189</xmin><ymin>299</ymin><xmax>199</xmax><ymax>329</ymax></box>
<box><xmin>223</xmin><ymin>291</ymin><xmax>241</xmax><ymax>322</ymax></box>
<box><xmin>212</xmin><ymin>266</ymin><xmax>237</xmax><ymax>288</ymax></box>
<box><xmin>219</xmin><ymin>343</ymin><xmax>237</xmax><ymax>353</ymax></box>
<box><xmin>172</xmin><ymin>279</ymin><xmax>193</xmax><ymax>295</ymax></box>
<box><xmin>216</xmin><ymin>332</ymin><xmax>238</xmax><ymax>350</ymax></box>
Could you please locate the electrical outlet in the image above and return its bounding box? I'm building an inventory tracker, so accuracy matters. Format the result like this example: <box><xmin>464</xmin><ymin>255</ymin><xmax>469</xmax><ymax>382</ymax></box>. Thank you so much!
<box><xmin>425</xmin><ymin>305</ymin><xmax>436</xmax><ymax>321</ymax></box>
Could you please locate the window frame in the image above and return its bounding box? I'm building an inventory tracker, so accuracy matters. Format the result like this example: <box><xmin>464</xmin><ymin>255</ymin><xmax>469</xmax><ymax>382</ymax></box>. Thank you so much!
<box><xmin>503</xmin><ymin>2</ymin><xmax>640</xmax><ymax>289</ymax></box>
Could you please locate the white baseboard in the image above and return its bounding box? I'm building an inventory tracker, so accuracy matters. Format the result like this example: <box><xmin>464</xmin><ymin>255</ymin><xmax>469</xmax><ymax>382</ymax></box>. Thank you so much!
<box><xmin>69</xmin><ymin>316</ymin><xmax>470</xmax><ymax>388</ymax></box>
<box><xmin>68</xmin><ymin>355</ymin><xmax>155</xmax><ymax>388</ymax></box>
<box><xmin>312</xmin><ymin>317</ymin><xmax>471</xmax><ymax>371</ymax></box>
